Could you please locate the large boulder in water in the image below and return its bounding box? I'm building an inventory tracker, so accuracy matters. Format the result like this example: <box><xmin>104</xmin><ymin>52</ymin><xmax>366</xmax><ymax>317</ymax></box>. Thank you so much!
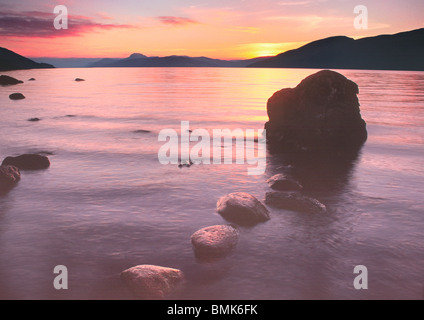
<box><xmin>2</xmin><ymin>154</ymin><xmax>50</xmax><ymax>170</ymax></box>
<box><xmin>121</xmin><ymin>265</ymin><xmax>184</xmax><ymax>299</ymax></box>
<box><xmin>265</xmin><ymin>70</ymin><xmax>367</xmax><ymax>152</ymax></box>
<box><xmin>191</xmin><ymin>225</ymin><xmax>239</xmax><ymax>260</ymax></box>
<box><xmin>0</xmin><ymin>75</ymin><xmax>23</xmax><ymax>86</ymax></box>
<box><xmin>217</xmin><ymin>192</ymin><xmax>270</xmax><ymax>226</ymax></box>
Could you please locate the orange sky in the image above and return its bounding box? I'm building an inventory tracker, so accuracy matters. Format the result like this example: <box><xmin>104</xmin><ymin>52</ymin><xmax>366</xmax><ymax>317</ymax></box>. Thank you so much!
<box><xmin>1</xmin><ymin>0</ymin><xmax>423</xmax><ymax>59</ymax></box>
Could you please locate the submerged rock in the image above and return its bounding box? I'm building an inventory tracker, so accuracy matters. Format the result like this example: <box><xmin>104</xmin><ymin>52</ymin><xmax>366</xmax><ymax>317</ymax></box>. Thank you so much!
<box><xmin>266</xmin><ymin>173</ymin><xmax>303</xmax><ymax>191</ymax></box>
<box><xmin>265</xmin><ymin>70</ymin><xmax>367</xmax><ymax>152</ymax></box>
<box><xmin>9</xmin><ymin>93</ymin><xmax>25</xmax><ymax>100</ymax></box>
<box><xmin>134</xmin><ymin>129</ymin><xmax>151</xmax><ymax>134</ymax></box>
<box><xmin>28</xmin><ymin>78</ymin><xmax>36</xmax><ymax>81</ymax></box>
<box><xmin>178</xmin><ymin>160</ymin><xmax>194</xmax><ymax>168</ymax></box>
<box><xmin>191</xmin><ymin>225</ymin><xmax>239</xmax><ymax>260</ymax></box>
<box><xmin>217</xmin><ymin>192</ymin><xmax>270</xmax><ymax>226</ymax></box>
<box><xmin>0</xmin><ymin>165</ymin><xmax>21</xmax><ymax>185</ymax></box>
<box><xmin>28</xmin><ymin>118</ymin><xmax>41</xmax><ymax>122</ymax></box>
<box><xmin>265</xmin><ymin>191</ymin><xmax>327</xmax><ymax>214</ymax></box>
<box><xmin>121</xmin><ymin>265</ymin><xmax>184</xmax><ymax>299</ymax></box>
<box><xmin>2</xmin><ymin>154</ymin><xmax>50</xmax><ymax>170</ymax></box>
<box><xmin>0</xmin><ymin>75</ymin><xmax>23</xmax><ymax>86</ymax></box>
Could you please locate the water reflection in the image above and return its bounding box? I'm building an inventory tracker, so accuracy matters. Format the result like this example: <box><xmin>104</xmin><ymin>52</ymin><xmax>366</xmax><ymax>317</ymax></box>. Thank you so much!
<box><xmin>266</xmin><ymin>147</ymin><xmax>363</xmax><ymax>195</ymax></box>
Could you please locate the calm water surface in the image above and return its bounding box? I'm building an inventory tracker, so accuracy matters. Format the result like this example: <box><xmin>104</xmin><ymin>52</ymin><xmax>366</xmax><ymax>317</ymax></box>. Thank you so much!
<box><xmin>0</xmin><ymin>68</ymin><xmax>423</xmax><ymax>299</ymax></box>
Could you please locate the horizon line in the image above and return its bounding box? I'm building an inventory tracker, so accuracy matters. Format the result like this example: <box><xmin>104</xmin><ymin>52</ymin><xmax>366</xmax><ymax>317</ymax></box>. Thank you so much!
<box><xmin>25</xmin><ymin>26</ymin><xmax>424</xmax><ymax>61</ymax></box>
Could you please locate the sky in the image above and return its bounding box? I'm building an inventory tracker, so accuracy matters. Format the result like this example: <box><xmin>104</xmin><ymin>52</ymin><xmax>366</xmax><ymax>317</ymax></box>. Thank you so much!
<box><xmin>0</xmin><ymin>0</ymin><xmax>423</xmax><ymax>59</ymax></box>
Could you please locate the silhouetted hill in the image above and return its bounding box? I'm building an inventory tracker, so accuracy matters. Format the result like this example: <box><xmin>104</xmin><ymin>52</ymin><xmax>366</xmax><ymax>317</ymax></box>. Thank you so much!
<box><xmin>88</xmin><ymin>53</ymin><xmax>270</xmax><ymax>68</ymax></box>
<box><xmin>88</xmin><ymin>58</ymin><xmax>122</xmax><ymax>68</ymax></box>
<box><xmin>0</xmin><ymin>48</ymin><xmax>54</xmax><ymax>71</ymax></box>
<box><xmin>248</xmin><ymin>28</ymin><xmax>424</xmax><ymax>71</ymax></box>
<box><xmin>127</xmin><ymin>53</ymin><xmax>148</xmax><ymax>59</ymax></box>
<box><xmin>32</xmin><ymin>57</ymin><xmax>102</xmax><ymax>68</ymax></box>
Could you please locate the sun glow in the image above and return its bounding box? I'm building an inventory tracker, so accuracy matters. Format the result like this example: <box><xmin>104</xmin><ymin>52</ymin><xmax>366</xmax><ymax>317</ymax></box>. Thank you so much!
<box><xmin>237</xmin><ymin>42</ymin><xmax>307</xmax><ymax>59</ymax></box>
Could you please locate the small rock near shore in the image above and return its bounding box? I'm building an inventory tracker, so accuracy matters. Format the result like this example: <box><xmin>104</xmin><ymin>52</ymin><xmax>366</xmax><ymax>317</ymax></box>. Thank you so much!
<box><xmin>265</xmin><ymin>191</ymin><xmax>327</xmax><ymax>214</ymax></box>
<box><xmin>134</xmin><ymin>129</ymin><xmax>151</xmax><ymax>134</ymax></box>
<box><xmin>217</xmin><ymin>192</ymin><xmax>270</xmax><ymax>226</ymax></box>
<box><xmin>121</xmin><ymin>265</ymin><xmax>184</xmax><ymax>299</ymax></box>
<box><xmin>191</xmin><ymin>225</ymin><xmax>239</xmax><ymax>260</ymax></box>
<box><xmin>9</xmin><ymin>93</ymin><xmax>25</xmax><ymax>100</ymax></box>
<box><xmin>0</xmin><ymin>165</ymin><xmax>21</xmax><ymax>186</ymax></box>
<box><xmin>2</xmin><ymin>154</ymin><xmax>50</xmax><ymax>170</ymax></box>
<box><xmin>0</xmin><ymin>75</ymin><xmax>23</xmax><ymax>86</ymax></box>
<box><xmin>266</xmin><ymin>173</ymin><xmax>303</xmax><ymax>191</ymax></box>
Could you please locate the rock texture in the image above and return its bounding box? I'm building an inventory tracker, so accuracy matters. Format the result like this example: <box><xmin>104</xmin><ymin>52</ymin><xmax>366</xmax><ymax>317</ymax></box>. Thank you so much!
<box><xmin>0</xmin><ymin>75</ymin><xmax>23</xmax><ymax>86</ymax></box>
<box><xmin>217</xmin><ymin>192</ymin><xmax>270</xmax><ymax>226</ymax></box>
<box><xmin>0</xmin><ymin>165</ymin><xmax>21</xmax><ymax>185</ymax></box>
<box><xmin>265</xmin><ymin>191</ymin><xmax>327</xmax><ymax>214</ymax></box>
<box><xmin>266</xmin><ymin>173</ymin><xmax>303</xmax><ymax>191</ymax></box>
<box><xmin>2</xmin><ymin>154</ymin><xmax>50</xmax><ymax>170</ymax></box>
<box><xmin>121</xmin><ymin>265</ymin><xmax>184</xmax><ymax>299</ymax></box>
<box><xmin>191</xmin><ymin>225</ymin><xmax>239</xmax><ymax>260</ymax></box>
<box><xmin>265</xmin><ymin>70</ymin><xmax>367</xmax><ymax>152</ymax></box>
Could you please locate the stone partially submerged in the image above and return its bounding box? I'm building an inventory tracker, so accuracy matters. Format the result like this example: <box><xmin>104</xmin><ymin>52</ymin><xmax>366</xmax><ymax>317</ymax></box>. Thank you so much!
<box><xmin>121</xmin><ymin>265</ymin><xmax>184</xmax><ymax>299</ymax></box>
<box><xmin>266</xmin><ymin>173</ymin><xmax>303</xmax><ymax>191</ymax></box>
<box><xmin>191</xmin><ymin>225</ymin><xmax>239</xmax><ymax>260</ymax></box>
<box><xmin>0</xmin><ymin>75</ymin><xmax>23</xmax><ymax>86</ymax></box>
<box><xmin>0</xmin><ymin>165</ymin><xmax>20</xmax><ymax>195</ymax></box>
<box><xmin>2</xmin><ymin>154</ymin><xmax>50</xmax><ymax>170</ymax></box>
<box><xmin>217</xmin><ymin>192</ymin><xmax>270</xmax><ymax>226</ymax></box>
<box><xmin>265</xmin><ymin>70</ymin><xmax>367</xmax><ymax>152</ymax></box>
<box><xmin>9</xmin><ymin>93</ymin><xmax>25</xmax><ymax>100</ymax></box>
<box><xmin>0</xmin><ymin>165</ymin><xmax>21</xmax><ymax>185</ymax></box>
<box><xmin>265</xmin><ymin>191</ymin><xmax>327</xmax><ymax>214</ymax></box>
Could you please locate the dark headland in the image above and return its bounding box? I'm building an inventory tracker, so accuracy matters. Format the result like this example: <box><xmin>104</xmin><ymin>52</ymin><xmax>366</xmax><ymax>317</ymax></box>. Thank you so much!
<box><xmin>0</xmin><ymin>47</ymin><xmax>54</xmax><ymax>71</ymax></box>
<box><xmin>248</xmin><ymin>28</ymin><xmax>424</xmax><ymax>71</ymax></box>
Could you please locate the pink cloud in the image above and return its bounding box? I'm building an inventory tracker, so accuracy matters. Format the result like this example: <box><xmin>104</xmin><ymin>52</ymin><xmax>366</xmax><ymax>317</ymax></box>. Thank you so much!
<box><xmin>156</xmin><ymin>16</ymin><xmax>199</xmax><ymax>26</ymax></box>
<box><xmin>0</xmin><ymin>10</ymin><xmax>134</xmax><ymax>38</ymax></box>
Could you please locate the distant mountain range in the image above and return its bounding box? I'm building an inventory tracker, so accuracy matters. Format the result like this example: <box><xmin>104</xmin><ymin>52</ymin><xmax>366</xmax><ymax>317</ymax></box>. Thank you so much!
<box><xmin>29</xmin><ymin>53</ymin><xmax>270</xmax><ymax>68</ymax></box>
<box><xmin>31</xmin><ymin>57</ymin><xmax>102</xmax><ymax>68</ymax></box>
<box><xmin>86</xmin><ymin>53</ymin><xmax>270</xmax><ymax>68</ymax></box>
<box><xmin>249</xmin><ymin>28</ymin><xmax>424</xmax><ymax>71</ymax></box>
<box><xmin>0</xmin><ymin>47</ymin><xmax>54</xmax><ymax>71</ymax></box>
<box><xmin>2</xmin><ymin>28</ymin><xmax>424</xmax><ymax>71</ymax></box>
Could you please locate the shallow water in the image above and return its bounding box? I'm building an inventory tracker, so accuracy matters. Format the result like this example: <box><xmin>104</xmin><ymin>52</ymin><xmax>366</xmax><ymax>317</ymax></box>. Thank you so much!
<box><xmin>0</xmin><ymin>68</ymin><xmax>423</xmax><ymax>300</ymax></box>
